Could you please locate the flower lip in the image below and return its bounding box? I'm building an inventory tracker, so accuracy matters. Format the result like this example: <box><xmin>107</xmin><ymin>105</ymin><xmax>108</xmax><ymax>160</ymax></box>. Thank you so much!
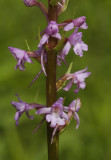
<box><xmin>69</xmin><ymin>32</ymin><xmax>82</xmax><ymax>45</ymax></box>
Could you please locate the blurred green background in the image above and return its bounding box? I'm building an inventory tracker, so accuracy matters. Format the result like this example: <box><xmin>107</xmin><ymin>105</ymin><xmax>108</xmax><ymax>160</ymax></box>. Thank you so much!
<box><xmin>0</xmin><ymin>0</ymin><xmax>111</xmax><ymax>160</ymax></box>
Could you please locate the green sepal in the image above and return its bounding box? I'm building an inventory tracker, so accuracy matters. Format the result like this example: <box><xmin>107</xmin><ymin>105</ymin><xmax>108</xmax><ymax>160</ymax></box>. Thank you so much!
<box><xmin>66</xmin><ymin>62</ymin><xmax>73</xmax><ymax>74</ymax></box>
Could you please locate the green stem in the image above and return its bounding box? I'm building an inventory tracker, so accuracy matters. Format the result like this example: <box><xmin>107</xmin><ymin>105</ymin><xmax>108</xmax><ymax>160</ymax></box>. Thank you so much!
<box><xmin>46</xmin><ymin>49</ymin><xmax>59</xmax><ymax>160</ymax></box>
<box><xmin>46</xmin><ymin>2</ymin><xmax>59</xmax><ymax>160</ymax></box>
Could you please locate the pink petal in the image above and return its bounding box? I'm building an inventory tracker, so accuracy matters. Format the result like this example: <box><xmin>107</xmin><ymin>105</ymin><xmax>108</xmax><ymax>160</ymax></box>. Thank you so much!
<box><xmin>75</xmin><ymin>67</ymin><xmax>88</xmax><ymax>74</ymax></box>
<box><xmin>81</xmin><ymin>42</ymin><xmax>88</xmax><ymax>51</ymax></box>
<box><xmin>69</xmin><ymin>99</ymin><xmax>81</xmax><ymax>112</ymax></box>
<box><xmin>73</xmin><ymin>44</ymin><xmax>83</xmax><ymax>57</ymax></box>
<box><xmin>41</xmin><ymin>49</ymin><xmax>47</xmax><ymax>76</ymax></box>
<box><xmin>76</xmin><ymin>72</ymin><xmax>91</xmax><ymax>82</ymax></box>
<box><xmin>80</xmin><ymin>22</ymin><xmax>88</xmax><ymax>29</ymax></box>
<box><xmin>24</xmin><ymin>53</ymin><xmax>33</xmax><ymax>63</ymax></box>
<box><xmin>63</xmin><ymin>80</ymin><xmax>73</xmax><ymax>91</ymax></box>
<box><xmin>62</xmin><ymin>41</ymin><xmax>71</xmax><ymax>57</ymax></box>
<box><xmin>74</xmin><ymin>112</ymin><xmax>80</xmax><ymax>129</ymax></box>
<box><xmin>69</xmin><ymin>32</ymin><xmax>82</xmax><ymax>45</ymax></box>
<box><xmin>79</xmin><ymin>82</ymin><xmax>86</xmax><ymax>89</ymax></box>
<box><xmin>51</xmin><ymin>125</ymin><xmax>58</xmax><ymax>144</ymax></box>
<box><xmin>38</xmin><ymin>34</ymin><xmax>49</xmax><ymax>47</ymax></box>
<box><xmin>62</xmin><ymin>112</ymin><xmax>69</xmax><ymax>121</ymax></box>
<box><xmin>36</xmin><ymin>108</ymin><xmax>51</xmax><ymax>115</ymax></box>
<box><xmin>64</xmin><ymin>22</ymin><xmax>74</xmax><ymax>31</ymax></box>
<box><xmin>52</xmin><ymin>33</ymin><xmax>61</xmax><ymax>39</ymax></box>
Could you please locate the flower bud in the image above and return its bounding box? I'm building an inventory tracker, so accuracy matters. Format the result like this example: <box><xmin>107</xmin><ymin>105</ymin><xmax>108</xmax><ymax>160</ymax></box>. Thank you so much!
<box><xmin>46</xmin><ymin>21</ymin><xmax>59</xmax><ymax>35</ymax></box>
<box><xmin>23</xmin><ymin>0</ymin><xmax>37</xmax><ymax>7</ymax></box>
<box><xmin>74</xmin><ymin>16</ymin><xmax>86</xmax><ymax>27</ymax></box>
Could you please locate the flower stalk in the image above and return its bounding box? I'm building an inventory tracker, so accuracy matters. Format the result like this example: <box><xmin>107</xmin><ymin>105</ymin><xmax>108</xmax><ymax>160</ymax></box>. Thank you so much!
<box><xmin>46</xmin><ymin>2</ymin><xmax>59</xmax><ymax>160</ymax></box>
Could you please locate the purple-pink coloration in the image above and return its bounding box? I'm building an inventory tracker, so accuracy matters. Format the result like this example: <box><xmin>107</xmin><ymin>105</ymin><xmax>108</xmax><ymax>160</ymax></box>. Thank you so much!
<box><xmin>46</xmin><ymin>21</ymin><xmax>59</xmax><ymax>35</ymax></box>
<box><xmin>35</xmin><ymin>97</ymin><xmax>69</xmax><ymax>143</ymax></box>
<box><xmin>64</xmin><ymin>16</ymin><xmax>88</xmax><ymax>31</ymax></box>
<box><xmin>63</xmin><ymin>67</ymin><xmax>91</xmax><ymax>93</ymax></box>
<box><xmin>8</xmin><ymin>47</ymin><xmax>33</xmax><ymax>71</ymax></box>
<box><xmin>23</xmin><ymin>0</ymin><xmax>37</xmax><ymax>7</ymax></box>
<box><xmin>62</xmin><ymin>32</ymin><xmax>88</xmax><ymax>57</ymax></box>
<box><xmin>8</xmin><ymin>0</ymin><xmax>91</xmax><ymax>147</ymax></box>
<box><xmin>11</xmin><ymin>94</ymin><xmax>35</xmax><ymax>126</ymax></box>
<box><xmin>63</xmin><ymin>98</ymin><xmax>81</xmax><ymax>129</ymax></box>
<box><xmin>36</xmin><ymin>97</ymin><xmax>69</xmax><ymax>127</ymax></box>
<box><xmin>69</xmin><ymin>99</ymin><xmax>81</xmax><ymax>129</ymax></box>
<box><xmin>38</xmin><ymin>21</ymin><xmax>61</xmax><ymax>47</ymax></box>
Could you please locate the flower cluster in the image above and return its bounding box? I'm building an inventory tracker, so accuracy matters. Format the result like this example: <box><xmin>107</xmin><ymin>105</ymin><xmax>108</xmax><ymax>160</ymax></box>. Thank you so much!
<box><xmin>12</xmin><ymin>95</ymin><xmax>81</xmax><ymax>143</ymax></box>
<box><xmin>9</xmin><ymin>0</ymin><xmax>91</xmax><ymax>143</ymax></box>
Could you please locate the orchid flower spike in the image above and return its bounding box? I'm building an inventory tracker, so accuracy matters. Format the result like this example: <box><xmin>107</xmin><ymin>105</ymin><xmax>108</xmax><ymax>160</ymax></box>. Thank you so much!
<box><xmin>62</xmin><ymin>32</ymin><xmax>88</xmax><ymax>58</ymax></box>
<box><xmin>64</xmin><ymin>16</ymin><xmax>88</xmax><ymax>31</ymax></box>
<box><xmin>38</xmin><ymin>21</ymin><xmax>61</xmax><ymax>47</ymax></box>
<box><xmin>63</xmin><ymin>67</ymin><xmax>91</xmax><ymax>93</ymax></box>
<box><xmin>8</xmin><ymin>47</ymin><xmax>33</xmax><ymax>71</ymax></box>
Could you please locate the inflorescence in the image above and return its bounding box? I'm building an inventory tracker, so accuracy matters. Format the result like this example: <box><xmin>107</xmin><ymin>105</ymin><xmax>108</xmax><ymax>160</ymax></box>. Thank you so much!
<box><xmin>8</xmin><ymin>0</ymin><xmax>91</xmax><ymax>143</ymax></box>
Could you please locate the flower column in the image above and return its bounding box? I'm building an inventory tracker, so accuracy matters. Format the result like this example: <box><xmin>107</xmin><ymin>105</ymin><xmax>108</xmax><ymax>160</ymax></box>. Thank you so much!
<box><xmin>46</xmin><ymin>1</ymin><xmax>59</xmax><ymax>160</ymax></box>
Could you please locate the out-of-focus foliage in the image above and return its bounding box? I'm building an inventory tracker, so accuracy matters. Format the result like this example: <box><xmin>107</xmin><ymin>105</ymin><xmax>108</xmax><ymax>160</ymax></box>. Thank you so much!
<box><xmin>0</xmin><ymin>0</ymin><xmax>111</xmax><ymax>160</ymax></box>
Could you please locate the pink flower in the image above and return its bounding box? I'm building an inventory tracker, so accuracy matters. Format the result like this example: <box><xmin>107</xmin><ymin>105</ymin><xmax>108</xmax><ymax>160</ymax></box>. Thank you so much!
<box><xmin>36</xmin><ymin>98</ymin><xmax>68</xmax><ymax>127</ymax></box>
<box><xmin>8</xmin><ymin>47</ymin><xmax>33</xmax><ymax>71</ymax></box>
<box><xmin>63</xmin><ymin>67</ymin><xmax>91</xmax><ymax>93</ymax></box>
<box><xmin>62</xmin><ymin>32</ymin><xmax>88</xmax><ymax>58</ymax></box>
<box><xmin>64</xmin><ymin>16</ymin><xmax>88</xmax><ymax>31</ymax></box>
<box><xmin>63</xmin><ymin>99</ymin><xmax>81</xmax><ymax>129</ymax></box>
<box><xmin>38</xmin><ymin>21</ymin><xmax>61</xmax><ymax>47</ymax></box>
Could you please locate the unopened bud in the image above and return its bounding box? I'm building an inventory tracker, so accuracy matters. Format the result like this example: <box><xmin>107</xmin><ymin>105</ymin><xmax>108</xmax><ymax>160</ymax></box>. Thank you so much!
<box><xmin>23</xmin><ymin>0</ymin><xmax>37</xmax><ymax>7</ymax></box>
<box><xmin>74</xmin><ymin>16</ymin><xmax>86</xmax><ymax>27</ymax></box>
